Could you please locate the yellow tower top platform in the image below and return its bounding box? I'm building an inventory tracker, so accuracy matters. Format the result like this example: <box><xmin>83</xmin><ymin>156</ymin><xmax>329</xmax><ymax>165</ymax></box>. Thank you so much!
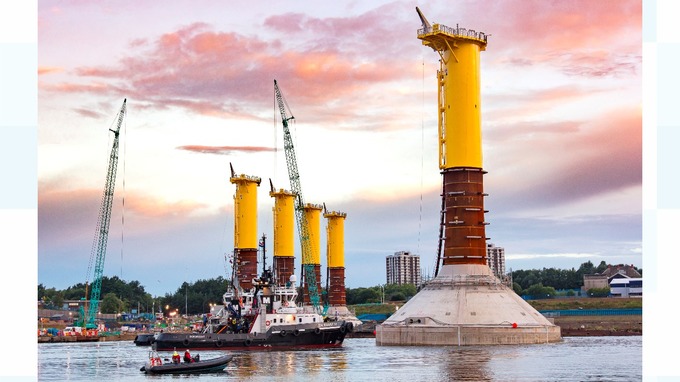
<box><xmin>416</xmin><ymin>7</ymin><xmax>489</xmax><ymax>170</ymax></box>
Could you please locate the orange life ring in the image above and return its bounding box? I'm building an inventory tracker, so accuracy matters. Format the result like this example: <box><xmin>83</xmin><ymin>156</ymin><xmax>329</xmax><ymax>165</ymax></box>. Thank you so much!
<box><xmin>265</xmin><ymin>320</ymin><xmax>271</xmax><ymax>326</ymax></box>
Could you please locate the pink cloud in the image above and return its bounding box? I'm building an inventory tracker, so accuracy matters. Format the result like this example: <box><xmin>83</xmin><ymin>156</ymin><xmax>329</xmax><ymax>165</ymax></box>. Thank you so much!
<box><xmin>487</xmin><ymin>106</ymin><xmax>641</xmax><ymax>206</ymax></box>
<box><xmin>39</xmin><ymin>4</ymin><xmax>417</xmax><ymax>124</ymax></box>
<box><xmin>177</xmin><ymin>145</ymin><xmax>275</xmax><ymax>155</ymax></box>
<box><xmin>38</xmin><ymin>66</ymin><xmax>63</xmax><ymax>75</ymax></box>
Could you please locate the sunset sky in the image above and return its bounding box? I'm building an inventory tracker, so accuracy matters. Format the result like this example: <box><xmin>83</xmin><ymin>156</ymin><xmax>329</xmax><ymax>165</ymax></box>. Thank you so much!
<box><xmin>36</xmin><ymin>0</ymin><xmax>643</xmax><ymax>297</ymax></box>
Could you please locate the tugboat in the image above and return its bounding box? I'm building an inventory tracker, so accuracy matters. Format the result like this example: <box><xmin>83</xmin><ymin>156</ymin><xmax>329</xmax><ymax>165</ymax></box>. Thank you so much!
<box><xmin>153</xmin><ymin>268</ymin><xmax>353</xmax><ymax>351</ymax></box>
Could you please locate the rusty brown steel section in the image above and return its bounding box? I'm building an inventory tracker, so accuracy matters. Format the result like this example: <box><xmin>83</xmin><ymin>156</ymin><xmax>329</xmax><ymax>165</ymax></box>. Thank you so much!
<box><xmin>273</xmin><ymin>256</ymin><xmax>295</xmax><ymax>286</ymax></box>
<box><xmin>442</xmin><ymin>167</ymin><xmax>488</xmax><ymax>265</ymax></box>
<box><xmin>327</xmin><ymin>267</ymin><xmax>346</xmax><ymax>306</ymax></box>
<box><xmin>234</xmin><ymin>248</ymin><xmax>258</xmax><ymax>290</ymax></box>
<box><xmin>303</xmin><ymin>265</ymin><xmax>322</xmax><ymax>304</ymax></box>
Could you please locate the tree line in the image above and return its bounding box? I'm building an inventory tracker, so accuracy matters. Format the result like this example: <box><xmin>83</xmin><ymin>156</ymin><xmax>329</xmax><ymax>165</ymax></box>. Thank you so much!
<box><xmin>38</xmin><ymin>261</ymin><xmax>640</xmax><ymax>316</ymax></box>
<box><xmin>38</xmin><ymin>276</ymin><xmax>419</xmax><ymax>316</ymax></box>
<box><xmin>510</xmin><ymin>260</ymin><xmax>641</xmax><ymax>298</ymax></box>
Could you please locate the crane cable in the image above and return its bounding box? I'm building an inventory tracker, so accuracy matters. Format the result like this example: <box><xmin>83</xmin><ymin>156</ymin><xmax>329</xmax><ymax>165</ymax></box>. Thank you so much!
<box><xmin>85</xmin><ymin>109</ymin><xmax>118</xmax><ymax>285</ymax></box>
<box><xmin>120</xmin><ymin>103</ymin><xmax>127</xmax><ymax>280</ymax></box>
<box><xmin>417</xmin><ymin>55</ymin><xmax>425</xmax><ymax>262</ymax></box>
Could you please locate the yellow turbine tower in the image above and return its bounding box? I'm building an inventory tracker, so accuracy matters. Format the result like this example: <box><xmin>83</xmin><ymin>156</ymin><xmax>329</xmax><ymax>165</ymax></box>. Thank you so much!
<box><xmin>270</xmin><ymin>184</ymin><xmax>296</xmax><ymax>286</ymax></box>
<box><xmin>230</xmin><ymin>165</ymin><xmax>261</xmax><ymax>291</ymax></box>
<box><xmin>324</xmin><ymin>210</ymin><xmax>347</xmax><ymax>306</ymax></box>
<box><xmin>302</xmin><ymin>203</ymin><xmax>323</xmax><ymax>304</ymax></box>
<box><xmin>416</xmin><ymin>6</ymin><xmax>489</xmax><ymax>266</ymax></box>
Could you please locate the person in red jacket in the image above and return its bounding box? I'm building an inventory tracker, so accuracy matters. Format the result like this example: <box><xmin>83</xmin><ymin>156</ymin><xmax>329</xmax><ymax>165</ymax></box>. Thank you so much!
<box><xmin>184</xmin><ymin>349</ymin><xmax>193</xmax><ymax>363</ymax></box>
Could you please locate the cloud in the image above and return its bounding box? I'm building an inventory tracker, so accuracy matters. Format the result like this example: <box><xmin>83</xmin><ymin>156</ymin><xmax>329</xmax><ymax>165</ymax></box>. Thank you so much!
<box><xmin>177</xmin><ymin>145</ymin><xmax>276</xmax><ymax>155</ymax></box>
<box><xmin>38</xmin><ymin>66</ymin><xmax>63</xmax><ymax>75</ymax></box>
<box><xmin>73</xmin><ymin>108</ymin><xmax>104</xmax><ymax>119</ymax></box>
<box><xmin>506</xmin><ymin>253</ymin><xmax>598</xmax><ymax>260</ymax></box>
<box><xmin>38</xmin><ymin>5</ymin><xmax>420</xmax><ymax>127</ymax></box>
<box><xmin>486</xmin><ymin>106</ymin><xmax>641</xmax><ymax>210</ymax></box>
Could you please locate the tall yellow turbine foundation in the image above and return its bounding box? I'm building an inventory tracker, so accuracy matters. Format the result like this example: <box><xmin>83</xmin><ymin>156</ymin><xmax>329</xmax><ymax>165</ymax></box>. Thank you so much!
<box><xmin>376</xmin><ymin>8</ymin><xmax>561</xmax><ymax>346</ymax></box>
<box><xmin>324</xmin><ymin>211</ymin><xmax>347</xmax><ymax>306</ymax></box>
<box><xmin>418</xmin><ymin>16</ymin><xmax>489</xmax><ymax>266</ymax></box>
<box><xmin>230</xmin><ymin>173</ymin><xmax>261</xmax><ymax>290</ymax></box>
<box><xmin>270</xmin><ymin>188</ymin><xmax>296</xmax><ymax>286</ymax></box>
<box><xmin>302</xmin><ymin>203</ymin><xmax>323</xmax><ymax>304</ymax></box>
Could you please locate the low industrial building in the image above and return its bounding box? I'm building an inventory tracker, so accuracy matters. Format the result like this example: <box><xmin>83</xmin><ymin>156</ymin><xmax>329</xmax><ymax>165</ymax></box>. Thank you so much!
<box><xmin>610</xmin><ymin>278</ymin><xmax>642</xmax><ymax>297</ymax></box>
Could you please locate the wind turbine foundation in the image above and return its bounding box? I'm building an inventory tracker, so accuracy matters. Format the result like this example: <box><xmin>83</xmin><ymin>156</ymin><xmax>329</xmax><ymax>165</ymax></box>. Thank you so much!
<box><xmin>230</xmin><ymin>173</ymin><xmax>261</xmax><ymax>290</ymax></box>
<box><xmin>376</xmin><ymin>8</ymin><xmax>561</xmax><ymax>346</ymax></box>
<box><xmin>271</xmin><ymin>188</ymin><xmax>296</xmax><ymax>285</ymax></box>
<box><xmin>325</xmin><ymin>211</ymin><xmax>347</xmax><ymax>305</ymax></box>
<box><xmin>302</xmin><ymin>204</ymin><xmax>323</xmax><ymax>304</ymax></box>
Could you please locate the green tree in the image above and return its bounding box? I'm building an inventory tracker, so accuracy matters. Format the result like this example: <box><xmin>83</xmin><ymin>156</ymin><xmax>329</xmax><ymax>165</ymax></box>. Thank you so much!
<box><xmin>577</xmin><ymin>261</ymin><xmax>595</xmax><ymax>276</ymax></box>
<box><xmin>587</xmin><ymin>287</ymin><xmax>610</xmax><ymax>297</ymax></box>
<box><xmin>525</xmin><ymin>283</ymin><xmax>556</xmax><ymax>299</ymax></box>
<box><xmin>51</xmin><ymin>292</ymin><xmax>65</xmax><ymax>309</ymax></box>
<box><xmin>596</xmin><ymin>261</ymin><xmax>608</xmax><ymax>274</ymax></box>
<box><xmin>512</xmin><ymin>282</ymin><xmax>523</xmax><ymax>295</ymax></box>
<box><xmin>389</xmin><ymin>292</ymin><xmax>406</xmax><ymax>301</ymax></box>
<box><xmin>100</xmin><ymin>292</ymin><xmax>126</xmax><ymax>314</ymax></box>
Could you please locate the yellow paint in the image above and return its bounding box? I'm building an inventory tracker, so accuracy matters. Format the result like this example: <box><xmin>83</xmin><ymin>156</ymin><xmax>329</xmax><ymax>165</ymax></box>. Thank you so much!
<box><xmin>230</xmin><ymin>174</ymin><xmax>261</xmax><ymax>249</ymax></box>
<box><xmin>303</xmin><ymin>203</ymin><xmax>323</xmax><ymax>265</ymax></box>
<box><xmin>419</xmin><ymin>23</ymin><xmax>487</xmax><ymax>169</ymax></box>
<box><xmin>270</xmin><ymin>188</ymin><xmax>296</xmax><ymax>258</ymax></box>
<box><xmin>324</xmin><ymin>211</ymin><xmax>346</xmax><ymax>268</ymax></box>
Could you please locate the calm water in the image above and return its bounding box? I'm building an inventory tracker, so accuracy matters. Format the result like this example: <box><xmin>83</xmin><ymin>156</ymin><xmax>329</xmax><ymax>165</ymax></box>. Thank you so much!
<box><xmin>38</xmin><ymin>336</ymin><xmax>641</xmax><ymax>381</ymax></box>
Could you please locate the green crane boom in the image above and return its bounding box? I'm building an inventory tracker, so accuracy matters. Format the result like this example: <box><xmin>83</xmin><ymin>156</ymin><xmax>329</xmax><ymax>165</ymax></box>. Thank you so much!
<box><xmin>84</xmin><ymin>98</ymin><xmax>127</xmax><ymax>329</ymax></box>
<box><xmin>273</xmin><ymin>80</ymin><xmax>321</xmax><ymax>313</ymax></box>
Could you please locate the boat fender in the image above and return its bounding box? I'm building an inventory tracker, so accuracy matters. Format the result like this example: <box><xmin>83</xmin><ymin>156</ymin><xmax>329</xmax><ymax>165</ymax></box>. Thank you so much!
<box><xmin>293</xmin><ymin>329</ymin><xmax>300</xmax><ymax>337</ymax></box>
<box><xmin>266</xmin><ymin>320</ymin><xmax>271</xmax><ymax>327</ymax></box>
<box><xmin>183</xmin><ymin>339</ymin><xmax>190</xmax><ymax>346</ymax></box>
<box><xmin>340</xmin><ymin>325</ymin><xmax>346</xmax><ymax>334</ymax></box>
<box><xmin>280</xmin><ymin>330</ymin><xmax>287</xmax><ymax>337</ymax></box>
<box><xmin>244</xmin><ymin>339</ymin><xmax>252</xmax><ymax>346</ymax></box>
<box><xmin>346</xmin><ymin>322</ymin><xmax>354</xmax><ymax>332</ymax></box>
<box><xmin>216</xmin><ymin>339</ymin><xmax>223</xmax><ymax>347</ymax></box>
<box><xmin>314</xmin><ymin>327</ymin><xmax>321</xmax><ymax>335</ymax></box>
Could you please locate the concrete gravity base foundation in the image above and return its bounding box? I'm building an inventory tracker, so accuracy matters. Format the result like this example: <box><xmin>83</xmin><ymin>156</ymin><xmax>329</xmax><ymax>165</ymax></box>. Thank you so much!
<box><xmin>376</xmin><ymin>324</ymin><xmax>561</xmax><ymax>346</ymax></box>
<box><xmin>376</xmin><ymin>264</ymin><xmax>562</xmax><ymax>346</ymax></box>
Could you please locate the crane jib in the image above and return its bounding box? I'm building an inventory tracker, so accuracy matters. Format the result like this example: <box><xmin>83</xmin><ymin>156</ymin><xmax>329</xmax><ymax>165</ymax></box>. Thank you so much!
<box><xmin>84</xmin><ymin>99</ymin><xmax>127</xmax><ymax>329</ymax></box>
<box><xmin>274</xmin><ymin>81</ymin><xmax>322</xmax><ymax>312</ymax></box>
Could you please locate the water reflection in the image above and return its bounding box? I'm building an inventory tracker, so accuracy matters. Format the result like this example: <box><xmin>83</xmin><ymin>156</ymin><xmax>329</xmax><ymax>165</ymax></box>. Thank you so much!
<box><xmin>37</xmin><ymin>337</ymin><xmax>641</xmax><ymax>382</ymax></box>
<box><xmin>229</xmin><ymin>348</ymin><xmax>347</xmax><ymax>379</ymax></box>
<box><xmin>443</xmin><ymin>348</ymin><xmax>492</xmax><ymax>381</ymax></box>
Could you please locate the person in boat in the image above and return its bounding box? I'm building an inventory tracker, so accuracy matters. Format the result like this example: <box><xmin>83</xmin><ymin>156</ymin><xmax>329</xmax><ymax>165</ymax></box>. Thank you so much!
<box><xmin>184</xmin><ymin>349</ymin><xmax>193</xmax><ymax>363</ymax></box>
<box><xmin>172</xmin><ymin>350</ymin><xmax>181</xmax><ymax>364</ymax></box>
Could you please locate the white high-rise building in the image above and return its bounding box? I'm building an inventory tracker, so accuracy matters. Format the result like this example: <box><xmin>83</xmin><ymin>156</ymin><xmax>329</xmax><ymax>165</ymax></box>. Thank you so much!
<box><xmin>386</xmin><ymin>251</ymin><xmax>421</xmax><ymax>286</ymax></box>
<box><xmin>486</xmin><ymin>243</ymin><xmax>506</xmax><ymax>278</ymax></box>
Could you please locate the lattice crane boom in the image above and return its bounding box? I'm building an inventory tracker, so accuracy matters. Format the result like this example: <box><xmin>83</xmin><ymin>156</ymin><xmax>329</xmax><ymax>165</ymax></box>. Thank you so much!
<box><xmin>273</xmin><ymin>80</ymin><xmax>321</xmax><ymax>313</ymax></box>
<box><xmin>84</xmin><ymin>98</ymin><xmax>127</xmax><ymax>329</ymax></box>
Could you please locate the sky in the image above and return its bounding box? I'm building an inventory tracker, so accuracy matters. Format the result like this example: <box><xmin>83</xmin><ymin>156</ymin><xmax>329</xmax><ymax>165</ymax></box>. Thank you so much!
<box><xmin>36</xmin><ymin>0</ymin><xmax>643</xmax><ymax>298</ymax></box>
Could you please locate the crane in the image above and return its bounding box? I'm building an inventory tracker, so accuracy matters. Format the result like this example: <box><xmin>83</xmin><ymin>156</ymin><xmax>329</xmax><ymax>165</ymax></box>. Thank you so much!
<box><xmin>81</xmin><ymin>98</ymin><xmax>127</xmax><ymax>329</ymax></box>
<box><xmin>273</xmin><ymin>80</ymin><xmax>323</xmax><ymax>314</ymax></box>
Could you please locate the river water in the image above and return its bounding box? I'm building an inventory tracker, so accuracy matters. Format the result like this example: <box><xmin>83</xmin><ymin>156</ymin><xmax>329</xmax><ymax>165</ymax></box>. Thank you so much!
<box><xmin>38</xmin><ymin>336</ymin><xmax>640</xmax><ymax>381</ymax></box>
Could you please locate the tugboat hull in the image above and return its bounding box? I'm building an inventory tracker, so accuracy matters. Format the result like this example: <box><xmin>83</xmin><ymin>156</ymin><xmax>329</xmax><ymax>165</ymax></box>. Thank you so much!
<box><xmin>153</xmin><ymin>321</ymin><xmax>351</xmax><ymax>351</ymax></box>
